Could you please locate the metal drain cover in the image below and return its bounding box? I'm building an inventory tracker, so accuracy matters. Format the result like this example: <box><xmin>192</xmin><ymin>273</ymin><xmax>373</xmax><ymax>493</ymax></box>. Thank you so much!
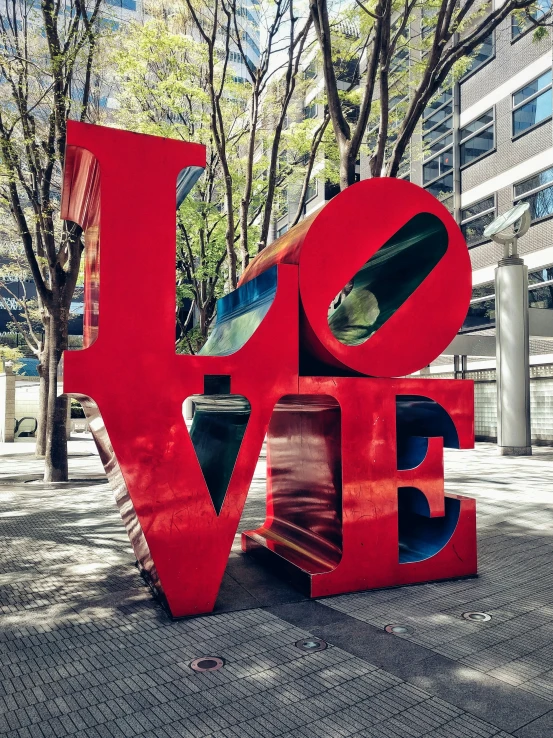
<box><xmin>295</xmin><ymin>638</ymin><xmax>327</xmax><ymax>652</ymax></box>
<box><xmin>463</xmin><ymin>612</ymin><xmax>492</xmax><ymax>623</ymax></box>
<box><xmin>385</xmin><ymin>623</ymin><xmax>415</xmax><ymax>635</ymax></box>
<box><xmin>190</xmin><ymin>657</ymin><xmax>224</xmax><ymax>672</ymax></box>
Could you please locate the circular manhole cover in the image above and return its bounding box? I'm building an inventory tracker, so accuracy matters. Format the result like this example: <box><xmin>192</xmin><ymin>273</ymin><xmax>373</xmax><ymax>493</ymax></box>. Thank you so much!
<box><xmin>295</xmin><ymin>638</ymin><xmax>327</xmax><ymax>652</ymax></box>
<box><xmin>462</xmin><ymin>612</ymin><xmax>492</xmax><ymax>623</ymax></box>
<box><xmin>190</xmin><ymin>657</ymin><xmax>224</xmax><ymax>672</ymax></box>
<box><xmin>385</xmin><ymin>623</ymin><xmax>415</xmax><ymax>635</ymax></box>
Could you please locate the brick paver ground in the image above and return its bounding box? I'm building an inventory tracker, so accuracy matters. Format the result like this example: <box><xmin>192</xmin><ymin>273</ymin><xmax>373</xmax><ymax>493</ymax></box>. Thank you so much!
<box><xmin>1</xmin><ymin>439</ymin><xmax>552</xmax><ymax>737</ymax></box>
<box><xmin>322</xmin><ymin>447</ymin><xmax>553</xmax><ymax>695</ymax></box>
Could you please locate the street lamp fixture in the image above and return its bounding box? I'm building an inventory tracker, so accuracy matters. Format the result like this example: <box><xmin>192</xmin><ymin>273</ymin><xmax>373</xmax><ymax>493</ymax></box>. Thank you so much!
<box><xmin>484</xmin><ymin>201</ymin><xmax>530</xmax><ymax>259</ymax></box>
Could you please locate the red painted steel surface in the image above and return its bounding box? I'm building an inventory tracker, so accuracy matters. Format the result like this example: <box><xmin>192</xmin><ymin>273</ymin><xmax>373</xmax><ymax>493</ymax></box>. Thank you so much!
<box><xmin>240</xmin><ymin>179</ymin><xmax>472</xmax><ymax>378</ymax></box>
<box><xmin>61</xmin><ymin>121</ymin><xmax>477</xmax><ymax>617</ymax></box>
<box><xmin>61</xmin><ymin>145</ymin><xmax>101</xmax><ymax>346</ymax></box>
<box><xmin>242</xmin><ymin>378</ymin><xmax>476</xmax><ymax>597</ymax></box>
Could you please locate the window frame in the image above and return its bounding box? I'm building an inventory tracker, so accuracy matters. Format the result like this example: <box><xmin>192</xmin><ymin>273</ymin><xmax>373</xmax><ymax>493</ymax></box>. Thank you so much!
<box><xmin>424</xmin><ymin>89</ymin><xmax>452</xmax><ymax>119</ymax></box>
<box><xmin>398</xmin><ymin>153</ymin><xmax>411</xmax><ymax>180</ymax></box>
<box><xmin>367</xmin><ymin>96</ymin><xmax>409</xmax><ymax>164</ymax></box>
<box><xmin>513</xmin><ymin>165</ymin><xmax>553</xmax><ymax>225</ymax></box>
<box><xmin>463</xmin><ymin>268</ymin><xmax>553</xmax><ymax>324</ymax></box>
<box><xmin>422</xmin><ymin>99</ymin><xmax>454</xmax><ymax>189</ymax></box>
<box><xmin>460</xmin><ymin>195</ymin><xmax>496</xmax><ymax>248</ymax></box>
<box><xmin>459</xmin><ymin>108</ymin><xmax>495</xmax><ymax>169</ymax></box>
<box><xmin>305</xmin><ymin>178</ymin><xmax>318</xmax><ymax>203</ymax></box>
<box><xmin>423</xmin><ymin>146</ymin><xmax>454</xmax><ymax>185</ymax></box>
<box><xmin>422</xmin><ymin>89</ymin><xmax>453</xmax><ymax>167</ymax></box>
<box><xmin>512</xmin><ymin>71</ymin><xmax>553</xmax><ymax>140</ymax></box>
<box><xmin>461</xmin><ymin>32</ymin><xmax>495</xmax><ymax>82</ymax></box>
<box><xmin>422</xmin><ymin>87</ymin><xmax>455</xmax><ymax>206</ymax></box>
<box><xmin>422</xmin><ymin>102</ymin><xmax>453</xmax><ymax>131</ymax></box>
<box><xmin>423</xmin><ymin>172</ymin><xmax>454</xmax><ymax>209</ymax></box>
<box><xmin>511</xmin><ymin>1</ymin><xmax>552</xmax><ymax>42</ymax></box>
<box><xmin>460</xmin><ymin>282</ymin><xmax>496</xmax><ymax>333</ymax></box>
<box><xmin>303</xmin><ymin>60</ymin><xmax>318</xmax><ymax>80</ymax></box>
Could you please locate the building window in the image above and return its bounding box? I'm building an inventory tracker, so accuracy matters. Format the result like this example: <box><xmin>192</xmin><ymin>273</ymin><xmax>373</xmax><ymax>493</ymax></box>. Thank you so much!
<box><xmin>460</xmin><ymin>196</ymin><xmax>495</xmax><ymax>247</ymax></box>
<box><xmin>529</xmin><ymin>266</ymin><xmax>553</xmax><ymax>308</ymax></box>
<box><xmin>303</xmin><ymin>102</ymin><xmax>317</xmax><ymax>119</ymax></box>
<box><xmin>336</xmin><ymin>57</ymin><xmax>360</xmax><ymax>85</ymax></box>
<box><xmin>512</xmin><ymin>0</ymin><xmax>551</xmax><ymax>39</ymax></box>
<box><xmin>462</xmin><ymin>283</ymin><xmax>495</xmax><ymax>332</ymax></box>
<box><xmin>423</xmin><ymin>88</ymin><xmax>454</xmax><ymax>207</ymax></box>
<box><xmin>460</xmin><ymin>109</ymin><xmax>494</xmax><ymax>166</ymax></box>
<box><xmin>303</xmin><ymin>60</ymin><xmax>317</xmax><ymax>80</ymax></box>
<box><xmin>463</xmin><ymin>269</ymin><xmax>553</xmax><ymax>330</ymax></box>
<box><xmin>512</xmin><ymin>70</ymin><xmax>552</xmax><ymax>137</ymax></box>
<box><xmin>422</xmin><ymin>89</ymin><xmax>453</xmax><ymax>156</ymax></box>
<box><xmin>239</xmin><ymin>30</ymin><xmax>260</xmax><ymax>57</ymax></box>
<box><xmin>106</xmin><ymin>0</ymin><xmax>136</xmax><ymax>7</ymax></box>
<box><xmin>462</xmin><ymin>33</ymin><xmax>494</xmax><ymax>78</ymax></box>
<box><xmin>426</xmin><ymin>133</ymin><xmax>453</xmax><ymax>157</ymax></box>
<box><xmin>325</xmin><ymin>181</ymin><xmax>340</xmax><ymax>200</ymax></box>
<box><xmin>514</xmin><ymin>166</ymin><xmax>553</xmax><ymax>221</ymax></box>
<box><xmin>277</xmin><ymin>224</ymin><xmax>288</xmax><ymax>238</ymax></box>
<box><xmin>425</xmin><ymin>173</ymin><xmax>453</xmax><ymax>202</ymax></box>
<box><xmin>236</xmin><ymin>5</ymin><xmax>257</xmax><ymax>23</ymax></box>
<box><xmin>276</xmin><ymin>187</ymin><xmax>288</xmax><ymax>219</ymax></box>
<box><xmin>390</xmin><ymin>46</ymin><xmax>409</xmax><ymax>75</ymax></box>
<box><xmin>306</xmin><ymin>179</ymin><xmax>317</xmax><ymax>202</ymax></box>
<box><xmin>99</xmin><ymin>18</ymin><xmax>119</xmax><ymax>31</ymax></box>
<box><xmin>423</xmin><ymin>103</ymin><xmax>453</xmax><ymax>131</ymax></box>
<box><xmin>425</xmin><ymin>89</ymin><xmax>452</xmax><ymax>116</ymax></box>
<box><xmin>398</xmin><ymin>150</ymin><xmax>411</xmax><ymax>180</ymax></box>
<box><xmin>424</xmin><ymin>122</ymin><xmax>453</xmax><ymax>144</ymax></box>
<box><xmin>423</xmin><ymin>148</ymin><xmax>453</xmax><ymax>184</ymax></box>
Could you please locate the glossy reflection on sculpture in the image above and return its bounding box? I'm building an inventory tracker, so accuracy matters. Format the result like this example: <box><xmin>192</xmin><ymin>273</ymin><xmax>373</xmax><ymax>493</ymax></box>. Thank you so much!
<box><xmin>61</xmin><ymin>121</ymin><xmax>476</xmax><ymax>617</ymax></box>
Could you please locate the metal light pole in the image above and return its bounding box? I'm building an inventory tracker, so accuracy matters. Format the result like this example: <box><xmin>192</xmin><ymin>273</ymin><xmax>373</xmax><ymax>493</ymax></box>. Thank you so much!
<box><xmin>484</xmin><ymin>203</ymin><xmax>532</xmax><ymax>456</ymax></box>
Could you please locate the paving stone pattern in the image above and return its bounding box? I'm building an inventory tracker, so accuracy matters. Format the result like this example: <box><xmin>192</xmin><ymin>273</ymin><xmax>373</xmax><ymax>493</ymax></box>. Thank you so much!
<box><xmin>0</xmin><ymin>439</ymin><xmax>551</xmax><ymax>737</ymax></box>
<box><xmin>321</xmin><ymin>446</ymin><xmax>553</xmax><ymax>704</ymax></box>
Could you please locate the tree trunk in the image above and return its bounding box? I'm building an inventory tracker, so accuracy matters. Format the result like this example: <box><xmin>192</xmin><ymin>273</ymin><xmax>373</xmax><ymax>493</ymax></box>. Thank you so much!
<box><xmin>340</xmin><ymin>144</ymin><xmax>357</xmax><ymax>191</ymax></box>
<box><xmin>224</xmin><ymin>182</ymin><xmax>237</xmax><ymax>289</ymax></box>
<box><xmin>44</xmin><ymin>307</ymin><xmax>69</xmax><ymax>483</ymax></box>
<box><xmin>199</xmin><ymin>305</ymin><xmax>207</xmax><ymax>338</ymax></box>
<box><xmin>239</xmin><ymin>198</ymin><xmax>250</xmax><ymax>272</ymax></box>
<box><xmin>35</xmin><ymin>347</ymin><xmax>49</xmax><ymax>457</ymax></box>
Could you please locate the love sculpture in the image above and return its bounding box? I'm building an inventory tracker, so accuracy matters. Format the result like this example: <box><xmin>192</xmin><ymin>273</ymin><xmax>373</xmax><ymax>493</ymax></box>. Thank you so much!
<box><xmin>62</xmin><ymin>121</ymin><xmax>477</xmax><ymax>618</ymax></box>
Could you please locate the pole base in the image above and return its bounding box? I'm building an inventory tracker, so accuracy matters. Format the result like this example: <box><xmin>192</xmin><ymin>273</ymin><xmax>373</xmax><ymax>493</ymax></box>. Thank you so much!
<box><xmin>499</xmin><ymin>445</ymin><xmax>532</xmax><ymax>456</ymax></box>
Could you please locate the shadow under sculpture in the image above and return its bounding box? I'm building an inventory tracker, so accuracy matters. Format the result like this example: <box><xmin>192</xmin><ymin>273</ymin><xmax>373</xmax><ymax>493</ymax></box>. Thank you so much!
<box><xmin>61</xmin><ymin>121</ymin><xmax>476</xmax><ymax>617</ymax></box>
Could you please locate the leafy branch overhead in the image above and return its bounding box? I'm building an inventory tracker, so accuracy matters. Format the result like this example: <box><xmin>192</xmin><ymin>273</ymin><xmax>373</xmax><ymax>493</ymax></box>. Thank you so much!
<box><xmin>310</xmin><ymin>0</ymin><xmax>541</xmax><ymax>188</ymax></box>
<box><xmin>113</xmin><ymin>1</ymin><xmax>321</xmax><ymax>350</ymax></box>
